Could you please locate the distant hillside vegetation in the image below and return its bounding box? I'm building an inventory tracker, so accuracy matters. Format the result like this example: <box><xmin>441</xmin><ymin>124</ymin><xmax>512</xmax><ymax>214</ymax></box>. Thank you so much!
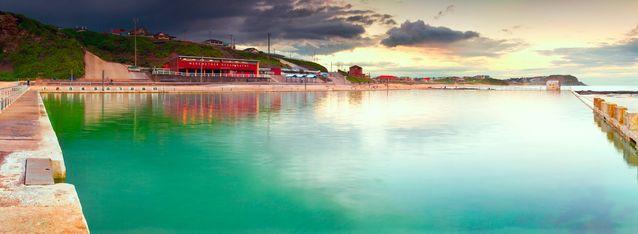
<box><xmin>0</xmin><ymin>12</ymin><xmax>84</xmax><ymax>80</ymax></box>
<box><xmin>505</xmin><ymin>75</ymin><xmax>586</xmax><ymax>86</ymax></box>
<box><xmin>338</xmin><ymin>70</ymin><xmax>373</xmax><ymax>83</ymax></box>
<box><xmin>434</xmin><ymin>77</ymin><xmax>509</xmax><ymax>85</ymax></box>
<box><xmin>62</xmin><ymin>30</ymin><xmax>285</xmax><ymax>68</ymax></box>
<box><xmin>0</xmin><ymin>11</ymin><xmax>325</xmax><ymax>80</ymax></box>
<box><xmin>282</xmin><ymin>58</ymin><xmax>327</xmax><ymax>72</ymax></box>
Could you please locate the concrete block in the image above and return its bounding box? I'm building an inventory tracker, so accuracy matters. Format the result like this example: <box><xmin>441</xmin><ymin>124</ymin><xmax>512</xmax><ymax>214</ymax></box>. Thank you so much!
<box><xmin>607</xmin><ymin>103</ymin><xmax>617</xmax><ymax>118</ymax></box>
<box><xmin>617</xmin><ymin>106</ymin><xmax>627</xmax><ymax>124</ymax></box>
<box><xmin>627</xmin><ymin>114</ymin><xmax>638</xmax><ymax>130</ymax></box>
<box><xmin>600</xmin><ymin>102</ymin><xmax>608</xmax><ymax>113</ymax></box>
<box><xmin>24</xmin><ymin>158</ymin><xmax>54</xmax><ymax>185</ymax></box>
<box><xmin>594</xmin><ymin>98</ymin><xmax>602</xmax><ymax>109</ymax></box>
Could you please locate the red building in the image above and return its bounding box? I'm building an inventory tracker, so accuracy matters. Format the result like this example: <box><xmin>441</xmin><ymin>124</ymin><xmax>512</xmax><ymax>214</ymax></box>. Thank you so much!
<box><xmin>349</xmin><ymin>65</ymin><xmax>363</xmax><ymax>77</ymax></box>
<box><xmin>163</xmin><ymin>56</ymin><xmax>260</xmax><ymax>76</ymax></box>
<box><xmin>376</xmin><ymin>75</ymin><xmax>398</xmax><ymax>81</ymax></box>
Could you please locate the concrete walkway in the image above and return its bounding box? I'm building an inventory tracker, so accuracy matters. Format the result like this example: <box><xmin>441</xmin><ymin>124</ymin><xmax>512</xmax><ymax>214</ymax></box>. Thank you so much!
<box><xmin>0</xmin><ymin>90</ymin><xmax>88</xmax><ymax>233</ymax></box>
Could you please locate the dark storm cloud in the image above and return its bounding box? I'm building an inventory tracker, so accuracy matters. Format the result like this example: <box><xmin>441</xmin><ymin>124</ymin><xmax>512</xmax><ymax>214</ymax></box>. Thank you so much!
<box><xmin>0</xmin><ymin>0</ymin><xmax>253</xmax><ymax>34</ymax></box>
<box><xmin>239</xmin><ymin>1</ymin><xmax>368</xmax><ymax>41</ymax></box>
<box><xmin>0</xmin><ymin>0</ymin><xmax>393</xmax><ymax>50</ymax></box>
<box><xmin>381</xmin><ymin>20</ymin><xmax>479</xmax><ymax>47</ymax></box>
<box><xmin>381</xmin><ymin>20</ymin><xmax>526</xmax><ymax>57</ymax></box>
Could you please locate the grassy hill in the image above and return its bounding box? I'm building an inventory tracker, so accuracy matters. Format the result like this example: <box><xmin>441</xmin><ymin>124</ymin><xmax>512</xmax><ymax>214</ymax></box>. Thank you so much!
<box><xmin>0</xmin><ymin>12</ymin><xmax>84</xmax><ymax>80</ymax></box>
<box><xmin>282</xmin><ymin>58</ymin><xmax>327</xmax><ymax>72</ymax></box>
<box><xmin>338</xmin><ymin>70</ymin><xmax>373</xmax><ymax>83</ymax></box>
<box><xmin>62</xmin><ymin>30</ymin><xmax>284</xmax><ymax>69</ymax></box>
<box><xmin>0</xmin><ymin>11</ymin><xmax>320</xmax><ymax>81</ymax></box>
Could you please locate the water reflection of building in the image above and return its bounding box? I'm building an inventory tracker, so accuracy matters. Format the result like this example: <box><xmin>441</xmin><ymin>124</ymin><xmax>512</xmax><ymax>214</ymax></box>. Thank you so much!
<box><xmin>160</xmin><ymin>93</ymin><xmax>283</xmax><ymax>124</ymax></box>
<box><xmin>47</xmin><ymin>93</ymin><xmax>156</xmax><ymax>125</ymax></box>
<box><xmin>47</xmin><ymin>92</ymin><xmax>330</xmax><ymax>125</ymax></box>
<box><xmin>594</xmin><ymin>115</ymin><xmax>638</xmax><ymax>176</ymax></box>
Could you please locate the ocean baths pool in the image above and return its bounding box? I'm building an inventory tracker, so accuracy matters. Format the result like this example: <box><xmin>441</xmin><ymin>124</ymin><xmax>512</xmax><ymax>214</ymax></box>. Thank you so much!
<box><xmin>43</xmin><ymin>90</ymin><xmax>638</xmax><ymax>233</ymax></box>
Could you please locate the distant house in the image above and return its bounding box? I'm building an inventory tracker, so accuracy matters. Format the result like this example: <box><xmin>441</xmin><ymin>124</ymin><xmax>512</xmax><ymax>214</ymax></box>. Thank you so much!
<box><xmin>75</xmin><ymin>26</ymin><xmax>88</xmax><ymax>32</ymax></box>
<box><xmin>243</xmin><ymin>48</ymin><xmax>260</xmax><ymax>54</ymax></box>
<box><xmin>110</xmin><ymin>28</ymin><xmax>127</xmax><ymax>36</ymax></box>
<box><xmin>153</xmin><ymin>32</ymin><xmax>175</xmax><ymax>41</ymax></box>
<box><xmin>129</xmin><ymin>27</ymin><xmax>150</xmax><ymax>36</ymax></box>
<box><xmin>546</xmin><ymin>80</ymin><xmax>561</xmax><ymax>91</ymax></box>
<box><xmin>376</xmin><ymin>75</ymin><xmax>398</xmax><ymax>81</ymax></box>
<box><xmin>348</xmin><ymin>65</ymin><xmax>363</xmax><ymax>77</ymax></box>
<box><xmin>203</xmin><ymin>39</ymin><xmax>226</xmax><ymax>47</ymax></box>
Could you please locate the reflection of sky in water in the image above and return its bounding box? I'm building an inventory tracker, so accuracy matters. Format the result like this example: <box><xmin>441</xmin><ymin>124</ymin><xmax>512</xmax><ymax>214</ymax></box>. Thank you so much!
<box><xmin>44</xmin><ymin>91</ymin><xmax>638</xmax><ymax>232</ymax></box>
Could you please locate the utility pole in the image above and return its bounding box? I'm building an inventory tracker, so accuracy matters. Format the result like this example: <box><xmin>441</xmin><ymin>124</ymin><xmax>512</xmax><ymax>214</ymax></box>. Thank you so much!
<box><xmin>200</xmin><ymin>56</ymin><xmax>204</xmax><ymax>83</ymax></box>
<box><xmin>267</xmin><ymin>33</ymin><xmax>271</xmax><ymax>59</ymax></box>
<box><xmin>133</xmin><ymin>18</ymin><xmax>139</xmax><ymax>67</ymax></box>
<box><xmin>101</xmin><ymin>70</ymin><xmax>105</xmax><ymax>91</ymax></box>
<box><xmin>313</xmin><ymin>49</ymin><xmax>316</xmax><ymax>62</ymax></box>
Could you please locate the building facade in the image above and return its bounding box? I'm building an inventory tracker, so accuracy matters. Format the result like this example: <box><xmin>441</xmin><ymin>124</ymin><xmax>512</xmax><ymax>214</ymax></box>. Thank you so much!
<box><xmin>349</xmin><ymin>65</ymin><xmax>363</xmax><ymax>77</ymax></box>
<box><xmin>163</xmin><ymin>56</ymin><xmax>260</xmax><ymax>76</ymax></box>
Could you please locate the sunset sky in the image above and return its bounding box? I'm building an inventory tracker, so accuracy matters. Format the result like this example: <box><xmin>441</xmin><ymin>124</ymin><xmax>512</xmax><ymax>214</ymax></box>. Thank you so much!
<box><xmin>2</xmin><ymin>0</ymin><xmax>637</xmax><ymax>78</ymax></box>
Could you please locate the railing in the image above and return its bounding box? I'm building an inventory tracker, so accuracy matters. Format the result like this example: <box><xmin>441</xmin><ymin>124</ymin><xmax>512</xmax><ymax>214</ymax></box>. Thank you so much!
<box><xmin>0</xmin><ymin>84</ymin><xmax>28</xmax><ymax>112</ymax></box>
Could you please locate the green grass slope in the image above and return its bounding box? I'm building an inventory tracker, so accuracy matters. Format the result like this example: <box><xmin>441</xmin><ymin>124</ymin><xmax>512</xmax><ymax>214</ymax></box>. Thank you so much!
<box><xmin>282</xmin><ymin>58</ymin><xmax>327</xmax><ymax>72</ymax></box>
<box><xmin>0</xmin><ymin>12</ymin><xmax>84</xmax><ymax>80</ymax></box>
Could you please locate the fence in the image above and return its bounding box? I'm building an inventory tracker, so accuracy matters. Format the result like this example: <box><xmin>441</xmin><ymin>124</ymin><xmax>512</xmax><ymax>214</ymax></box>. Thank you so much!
<box><xmin>0</xmin><ymin>84</ymin><xmax>28</xmax><ymax>112</ymax></box>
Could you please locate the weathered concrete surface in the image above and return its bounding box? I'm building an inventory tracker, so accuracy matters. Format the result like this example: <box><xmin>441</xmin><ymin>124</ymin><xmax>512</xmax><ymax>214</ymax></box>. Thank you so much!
<box><xmin>0</xmin><ymin>89</ymin><xmax>88</xmax><ymax>233</ymax></box>
<box><xmin>0</xmin><ymin>82</ymin><xmax>18</xmax><ymax>89</ymax></box>
<box><xmin>38</xmin><ymin>83</ymin><xmax>437</xmax><ymax>94</ymax></box>
<box><xmin>24</xmin><ymin>158</ymin><xmax>54</xmax><ymax>186</ymax></box>
<box><xmin>84</xmin><ymin>50</ymin><xmax>131</xmax><ymax>80</ymax></box>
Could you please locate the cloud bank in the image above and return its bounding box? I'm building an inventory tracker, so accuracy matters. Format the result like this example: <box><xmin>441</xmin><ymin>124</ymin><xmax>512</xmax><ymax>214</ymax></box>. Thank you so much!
<box><xmin>0</xmin><ymin>0</ymin><xmax>393</xmax><ymax>55</ymax></box>
<box><xmin>381</xmin><ymin>20</ymin><xmax>526</xmax><ymax>57</ymax></box>
<box><xmin>540</xmin><ymin>38</ymin><xmax>638</xmax><ymax>67</ymax></box>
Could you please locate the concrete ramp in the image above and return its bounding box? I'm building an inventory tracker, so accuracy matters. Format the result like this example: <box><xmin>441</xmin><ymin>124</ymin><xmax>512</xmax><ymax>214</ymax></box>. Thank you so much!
<box><xmin>129</xmin><ymin>71</ymin><xmax>150</xmax><ymax>80</ymax></box>
<box><xmin>329</xmin><ymin>72</ymin><xmax>350</xmax><ymax>85</ymax></box>
<box><xmin>84</xmin><ymin>51</ymin><xmax>143</xmax><ymax>81</ymax></box>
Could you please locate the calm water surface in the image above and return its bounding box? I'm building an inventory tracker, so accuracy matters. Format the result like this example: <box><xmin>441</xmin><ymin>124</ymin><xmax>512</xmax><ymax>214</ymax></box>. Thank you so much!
<box><xmin>43</xmin><ymin>90</ymin><xmax>638</xmax><ymax>233</ymax></box>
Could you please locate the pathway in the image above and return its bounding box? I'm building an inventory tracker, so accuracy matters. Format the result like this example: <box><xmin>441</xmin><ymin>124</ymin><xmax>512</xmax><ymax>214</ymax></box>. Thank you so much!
<box><xmin>0</xmin><ymin>89</ymin><xmax>88</xmax><ymax>233</ymax></box>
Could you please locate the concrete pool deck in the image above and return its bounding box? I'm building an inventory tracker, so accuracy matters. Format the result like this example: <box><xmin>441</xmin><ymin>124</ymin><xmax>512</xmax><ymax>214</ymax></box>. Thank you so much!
<box><xmin>35</xmin><ymin>83</ymin><xmax>548</xmax><ymax>94</ymax></box>
<box><xmin>0</xmin><ymin>89</ymin><xmax>88</xmax><ymax>233</ymax></box>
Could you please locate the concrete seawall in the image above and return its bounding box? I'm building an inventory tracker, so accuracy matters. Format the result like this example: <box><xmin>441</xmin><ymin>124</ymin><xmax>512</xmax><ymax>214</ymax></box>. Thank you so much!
<box><xmin>0</xmin><ymin>89</ymin><xmax>88</xmax><ymax>233</ymax></box>
<box><xmin>572</xmin><ymin>91</ymin><xmax>638</xmax><ymax>149</ymax></box>
<box><xmin>37</xmin><ymin>83</ymin><xmax>426</xmax><ymax>93</ymax></box>
<box><xmin>35</xmin><ymin>83</ymin><xmax>559</xmax><ymax>94</ymax></box>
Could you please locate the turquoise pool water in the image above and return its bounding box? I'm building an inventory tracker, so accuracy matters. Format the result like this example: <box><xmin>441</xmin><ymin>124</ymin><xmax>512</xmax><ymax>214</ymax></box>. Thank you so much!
<box><xmin>43</xmin><ymin>91</ymin><xmax>638</xmax><ymax>233</ymax></box>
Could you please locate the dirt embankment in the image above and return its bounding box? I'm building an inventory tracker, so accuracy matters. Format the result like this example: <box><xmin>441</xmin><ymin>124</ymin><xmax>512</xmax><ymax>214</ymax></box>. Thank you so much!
<box><xmin>83</xmin><ymin>51</ymin><xmax>133</xmax><ymax>80</ymax></box>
